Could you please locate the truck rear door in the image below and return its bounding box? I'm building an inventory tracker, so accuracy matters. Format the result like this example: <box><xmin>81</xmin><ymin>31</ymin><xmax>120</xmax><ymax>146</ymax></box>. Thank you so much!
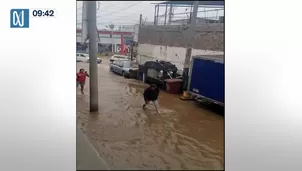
<box><xmin>189</xmin><ymin>58</ymin><xmax>224</xmax><ymax>104</ymax></box>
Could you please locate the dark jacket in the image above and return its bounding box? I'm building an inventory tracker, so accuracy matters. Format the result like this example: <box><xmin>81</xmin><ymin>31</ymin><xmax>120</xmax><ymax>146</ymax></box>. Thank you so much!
<box><xmin>143</xmin><ymin>87</ymin><xmax>159</xmax><ymax>101</ymax></box>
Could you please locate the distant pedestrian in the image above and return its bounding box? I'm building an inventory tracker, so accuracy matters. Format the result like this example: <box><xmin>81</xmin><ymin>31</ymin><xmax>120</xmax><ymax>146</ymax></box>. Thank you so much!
<box><xmin>77</xmin><ymin>68</ymin><xmax>89</xmax><ymax>94</ymax></box>
<box><xmin>143</xmin><ymin>84</ymin><xmax>160</xmax><ymax>113</ymax></box>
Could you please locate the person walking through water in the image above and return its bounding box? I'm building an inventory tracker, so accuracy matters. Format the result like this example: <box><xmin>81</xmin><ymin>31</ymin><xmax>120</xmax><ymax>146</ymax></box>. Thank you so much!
<box><xmin>76</xmin><ymin>68</ymin><xmax>89</xmax><ymax>94</ymax></box>
<box><xmin>143</xmin><ymin>84</ymin><xmax>160</xmax><ymax>113</ymax></box>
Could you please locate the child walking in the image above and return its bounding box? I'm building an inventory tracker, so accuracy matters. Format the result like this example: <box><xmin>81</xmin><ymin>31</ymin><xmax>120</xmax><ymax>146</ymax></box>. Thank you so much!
<box><xmin>143</xmin><ymin>84</ymin><xmax>160</xmax><ymax>113</ymax></box>
<box><xmin>76</xmin><ymin>68</ymin><xmax>89</xmax><ymax>94</ymax></box>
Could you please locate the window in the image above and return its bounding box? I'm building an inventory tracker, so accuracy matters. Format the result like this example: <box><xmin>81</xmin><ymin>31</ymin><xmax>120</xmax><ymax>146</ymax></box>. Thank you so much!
<box><xmin>123</xmin><ymin>62</ymin><xmax>130</xmax><ymax>68</ymax></box>
<box><xmin>118</xmin><ymin>61</ymin><xmax>123</xmax><ymax>67</ymax></box>
<box><xmin>147</xmin><ymin>69</ymin><xmax>158</xmax><ymax>78</ymax></box>
<box><xmin>158</xmin><ymin>70</ymin><xmax>164</xmax><ymax>78</ymax></box>
<box><xmin>80</xmin><ymin>54</ymin><xmax>86</xmax><ymax>57</ymax></box>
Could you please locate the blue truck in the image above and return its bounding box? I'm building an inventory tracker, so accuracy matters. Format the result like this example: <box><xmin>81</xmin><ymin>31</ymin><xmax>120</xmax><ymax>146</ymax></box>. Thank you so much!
<box><xmin>188</xmin><ymin>55</ymin><xmax>224</xmax><ymax>106</ymax></box>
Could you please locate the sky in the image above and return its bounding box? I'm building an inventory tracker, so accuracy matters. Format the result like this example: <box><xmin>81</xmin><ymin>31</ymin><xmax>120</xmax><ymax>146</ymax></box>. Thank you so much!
<box><xmin>76</xmin><ymin>1</ymin><xmax>224</xmax><ymax>30</ymax></box>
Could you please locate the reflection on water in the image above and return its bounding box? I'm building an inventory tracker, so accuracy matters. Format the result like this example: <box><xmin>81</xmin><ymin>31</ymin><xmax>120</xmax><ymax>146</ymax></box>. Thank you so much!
<box><xmin>77</xmin><ymin>62</ymin><xmax>224</xmax><ymax>170</ymax></box>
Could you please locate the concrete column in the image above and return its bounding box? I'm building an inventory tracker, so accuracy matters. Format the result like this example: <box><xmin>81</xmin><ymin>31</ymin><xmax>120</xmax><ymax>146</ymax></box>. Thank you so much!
<box><xmin>182</xmin><ymin>1</ymin><xmax>199</xmax><ymax>91</ymax></box>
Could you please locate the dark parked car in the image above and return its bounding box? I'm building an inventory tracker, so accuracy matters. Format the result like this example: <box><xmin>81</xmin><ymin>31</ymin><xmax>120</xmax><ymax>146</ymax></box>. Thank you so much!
<box><xmin>138</xmin><ymin>61</ymin><xmax>180</xmax><ymax>89</ymax></box>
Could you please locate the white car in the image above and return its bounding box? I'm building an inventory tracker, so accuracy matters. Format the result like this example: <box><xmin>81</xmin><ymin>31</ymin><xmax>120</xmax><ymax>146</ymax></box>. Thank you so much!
<box><xmin>110</xmin><ymin>60</ymin><xmax>139</xmax><ymax>78</ymax></box>
<box><xmin>77</xmin><ymin>53</ymin><xmax>89</xmax><ymax>62</ymax></box>
<box><xmin>109</xmin><ymin>55</ymin><xmax>129</xmax><ymax>63</ymax></box>
<box><xmin>77</xmin><ymin>53</ymin><xmax>102</xmax><ymax>63</ymax></box>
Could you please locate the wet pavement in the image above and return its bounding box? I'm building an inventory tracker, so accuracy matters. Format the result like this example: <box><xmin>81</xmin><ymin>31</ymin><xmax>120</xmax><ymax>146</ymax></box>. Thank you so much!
<box><xmin>76</xmin><ymin>59</ymin><xmax>224</xmax><ymax>170</ymax></box>
<box><xmin>76</xmin><ymin>126</ymin><xmax>109</xmax><ymax>170</ymax></box>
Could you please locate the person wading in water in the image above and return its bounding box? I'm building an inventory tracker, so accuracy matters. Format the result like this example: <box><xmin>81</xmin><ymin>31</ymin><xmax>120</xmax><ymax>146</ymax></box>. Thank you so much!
<box><xmin>143</xmin><ymin>84</ymin><xmax>160</xmax><ymax>114</ymax></box>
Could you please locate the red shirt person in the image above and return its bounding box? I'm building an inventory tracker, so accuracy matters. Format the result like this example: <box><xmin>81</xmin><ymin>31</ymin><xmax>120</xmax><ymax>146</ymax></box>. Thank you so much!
<box><xmin>76</xmin><ymin>68</ymin><xmax>89</xmax><ymax>94</ymax></box>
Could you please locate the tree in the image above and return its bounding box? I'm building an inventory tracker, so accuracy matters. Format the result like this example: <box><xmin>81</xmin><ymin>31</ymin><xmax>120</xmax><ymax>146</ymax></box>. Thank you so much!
<box><xmin>108</xmin><ymin>24</ymin><xmax>115</xmax><ymax>30</ymax></box>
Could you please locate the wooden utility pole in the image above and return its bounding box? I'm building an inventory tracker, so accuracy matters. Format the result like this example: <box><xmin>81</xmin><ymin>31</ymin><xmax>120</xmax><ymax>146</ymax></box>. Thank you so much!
<box><xmin>182</xmin><ymin>1</ymin><xmax>199</xmax><ymax>91</ymax></box>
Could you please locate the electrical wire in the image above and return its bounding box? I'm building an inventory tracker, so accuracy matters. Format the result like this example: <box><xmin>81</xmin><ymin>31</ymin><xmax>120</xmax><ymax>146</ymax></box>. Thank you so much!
<box><xmin>77</xmin><ymin>2</ymin><xmax>131</xmax><ymax>22</ymax></box>
<box><xmin>96</xmin><ymin>2</ymin><xmax>140</xmax><ymax>16</ymax></box>
<box><xmin>77</xmin><ymin>2</ymin><xmax>158</xmax><ymax>28</ymax></box>
<box><xmin>77</xmin><ymin>2</ymin><xmax>125</xmax><ymax>15</ymax></box>
<box><xmin>97</xmin><ymin>6</ymin><xmax>149</xmax><ymax>20</ymax></box>
<box><xmin>103</xmin><ymin>7</ymin><xmax>149</xmax><ymax>23</ymax></box>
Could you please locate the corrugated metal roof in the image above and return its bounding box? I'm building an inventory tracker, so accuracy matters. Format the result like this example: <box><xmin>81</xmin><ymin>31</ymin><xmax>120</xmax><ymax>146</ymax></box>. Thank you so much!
<box><xmin>158</xmin><ymin>1</ymin><xmax>224</xmax><ymax>6</ymax></box>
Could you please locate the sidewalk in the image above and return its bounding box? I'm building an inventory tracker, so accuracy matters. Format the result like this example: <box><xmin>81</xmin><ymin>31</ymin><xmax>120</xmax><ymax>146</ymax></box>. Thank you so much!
<box><xmin>76</xmin><ymin>127</ymin><xmax>109</xmax><ymax>170</ymax></box>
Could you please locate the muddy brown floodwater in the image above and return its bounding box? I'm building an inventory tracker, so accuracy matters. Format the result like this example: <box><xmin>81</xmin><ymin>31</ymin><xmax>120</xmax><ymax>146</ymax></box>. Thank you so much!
<box><xmin>77</xmin><ymin>60</ymin><xmax>224</xmax><ymax>170</ymax></box>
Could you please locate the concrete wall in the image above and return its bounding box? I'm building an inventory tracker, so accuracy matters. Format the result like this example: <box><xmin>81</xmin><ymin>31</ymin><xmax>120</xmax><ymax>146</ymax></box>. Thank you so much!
<box><xmin>137</xmin><ymin>24</ymin><xmax>224</xmax><ymax>71</ymax></box>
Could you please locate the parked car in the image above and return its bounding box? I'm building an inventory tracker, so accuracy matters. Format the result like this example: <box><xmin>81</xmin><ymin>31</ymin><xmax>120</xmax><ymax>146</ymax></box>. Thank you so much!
<box><xmin>77</xmin><ymin>53</ymin><xmax>89</xmax><ymax>62</ymax></box>
<box><xmin>109</xmin><ymin>60</ymin><xmax>138</xmax><ymax>78</ymax></box>
<box><xmin>76</xmin><ymin>53</ymin><xmax>102</xmax><ymax>63</ymax></box>
<box><xmin>109</xmin><ymin>55</ymin><xmax>129</xmax><ymax>63</ymax></box>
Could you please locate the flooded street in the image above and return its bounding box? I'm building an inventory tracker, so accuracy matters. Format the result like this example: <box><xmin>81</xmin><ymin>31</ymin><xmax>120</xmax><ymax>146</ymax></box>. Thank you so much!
<box><xmin>77</xmin><ymin>60</ymin><xmax>224</xmax><ymax>170</ymax></box>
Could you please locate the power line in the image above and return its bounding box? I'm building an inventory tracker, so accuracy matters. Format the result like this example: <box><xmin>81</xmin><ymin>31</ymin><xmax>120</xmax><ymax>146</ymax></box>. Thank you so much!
<box><xmin>102</xmin><ymin>8</ymin><xmax>148</xmax><ymax>23</ymax></box>
<box><xmin>97</xmin><ymin>7</ymin><xmax>148</xmax><ymax>20</ymax></box>
<box><xmin>96</xmin><ymin>2</ymin><xmax>142</xmax><ymax>17</ymax></box>
<box><xmin>77</xmin><ymin>2</ymin><xmax>126</xmax><ymax>14</ymax></box>
<box><xmin>77</xmin><ymin>2</ymin><xmax>152</xmax><ymax>27</ymax></box>
<box><xmin>96</xmin><ymin>2</ymin><xmax>137</xmax><ymax>15</ymax></box>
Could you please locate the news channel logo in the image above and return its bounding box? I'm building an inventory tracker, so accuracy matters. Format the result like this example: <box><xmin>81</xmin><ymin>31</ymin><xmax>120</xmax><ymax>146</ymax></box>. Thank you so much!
<box><xmin>10</xmin><ymin>9</ymin><xmax>29</xmax><ymax>28</ymax></box>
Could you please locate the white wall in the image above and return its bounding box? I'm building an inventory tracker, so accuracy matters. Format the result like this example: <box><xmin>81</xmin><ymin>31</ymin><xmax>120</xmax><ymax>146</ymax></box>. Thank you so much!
<box><xmin>137</xmin><ymin>43</ymin><xmax>224</xmax><ymax>71</ymax></box>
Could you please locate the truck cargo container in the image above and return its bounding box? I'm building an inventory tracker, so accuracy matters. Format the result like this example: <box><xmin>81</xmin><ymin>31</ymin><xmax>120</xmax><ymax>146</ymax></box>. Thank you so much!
<box><xmin>188</xmin><ymin>55</ymin><xmax>224</xmax><ymax>106</ymax></box>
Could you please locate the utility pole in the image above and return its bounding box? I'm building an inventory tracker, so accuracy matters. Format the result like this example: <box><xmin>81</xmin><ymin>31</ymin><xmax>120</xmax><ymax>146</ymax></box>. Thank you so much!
<box><xmin>139</xmin><ymin>14</ymin><xmax>142</xmax><ymax>26</ymax></box>
<box><xmin>156</xmin><ymin>5</ymin><xmax>159</xmax><ymax>25</ymax></box>
<box><xmin>135</xmin><ymin>14</ymin><xmax>142</xmax><ymax>61</ymax></box>
<box><xmin>164</xmin><ymin>4</ymin><xmax>168</xmax><ymax>25</ymax></box>
<box><xmin>182</xmin><ymin>1</ymin><xmax>199</xmax><ymax>91</ymax></box>
<box><xmin>111</xmin><ymin>29</ymin><xmax>114</xmax><ymax>53</ymax></box>
<box><xmin>168</xmin><ymin>4</ymin><xmax>173</xmax><ymax>25</ymax></box>
<box><xmin>87</xmin><ymin>1</ymin><xmax>99</xmax><ymax>112</ymax></box>
<box><xmin>153</xmin><ymin>5</ymin><xmax>157</xmax><ymax>25</ymax></box>
<box><xmin>130</xmin><ymin>41</ymin><xmax>134</xmax><ymax>61</ymax></box>
<box><xmin>108</xmin><ymin>24</ymin><xmax>115</xmax><ymax>53</ymax></box>
<box><xmin>81</xmin><ymin>2</ymin><xmax>89</xmax><ymax>52</ymax></box>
